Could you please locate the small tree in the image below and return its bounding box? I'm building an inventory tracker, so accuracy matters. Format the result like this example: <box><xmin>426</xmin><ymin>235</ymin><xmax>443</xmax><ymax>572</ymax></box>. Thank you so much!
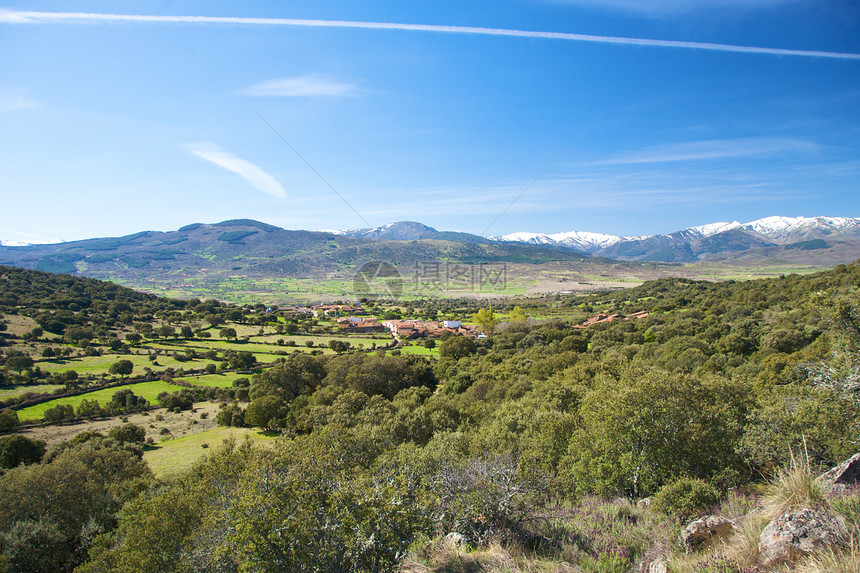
<box><xmin>220</xmin><ymin>327</ymin><xmax>238</xmax><ymax>341</ymax></box>
<box><xmin>509</xmin><ymin>306</ymin><xmax>528</xmax><ymax>323</ymax></box>
<box><xmin>439</xmin><ymin>336</ymin><xmax>477</xmax><ymax>360</ymax></box>
<box><xmin>473</xmin><ymin>307</ymin><xmax>499</xmax><ymax>336</ymax></box>
<box><xmin>245</xmin><ymin>395</ymin><xmax>286</xmax><ymax>431</ymax></box>
<box><xmin>108</xmin><ymin>423</ymin><xmax>147</xmax><ymax>445</ymax></box>
<box><xmin>205</xmin><ymin>314</ymin><xmax>225</xmax><ymax>328</ymax></box>
<box><xmin>0</xmin><ymin>409</ymin><xmax>19</xmax><ymax>433</ymax></box>
<box><xmin>0</xmin><ymin>435</ymin><xmax>47</xmax><ymax>469</ymax></box>
<box><xmin>43</xmin><ymin>404</ymin><xmax>75</xmax><ymax>423</ymax></box>
<box><xmin>109</xmin><ymin>359</ymin><xmax>134</xmax><ymax>378</ymax></box>
<box><xmin>6</xmin><ymin>354</ymin><xmax>34</xmax><ymax>374</ymax></box>
<box><xmin>328</xmin><ymin>340</ymin><xmax>351</xmax><ymax>353</ymax></box>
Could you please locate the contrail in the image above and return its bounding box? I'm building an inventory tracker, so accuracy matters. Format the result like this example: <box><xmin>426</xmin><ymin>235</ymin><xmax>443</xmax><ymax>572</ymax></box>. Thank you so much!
<box><xmin>2</xmin><ymin>10</ymin><xmax>860</xmax><ymax>60</ymax></box>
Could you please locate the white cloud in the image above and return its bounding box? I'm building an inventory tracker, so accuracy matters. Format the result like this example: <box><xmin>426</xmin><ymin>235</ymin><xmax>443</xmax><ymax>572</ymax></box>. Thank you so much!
<box><xmin>0</xmin><ymin>87</ymin><xmax>37</xmax><ymax>112</ymax></box>
<box><xmin>1</xmin><ymin>10</ymin><xmax>858</xmax><ymax>60</ymax></box>
<box><xmin>236</xmin><ymin>74</ymin><xmax>358</xmax><ymax>97</ymax></box>
<box><xmin>600</xmin><ymin>137</ymin><xmax>818</xmax><ymax>165</ymax></box>
<box><xmin>185</xmin><ymin>143</ymin><xmax>286</xmax><ymax>199</ymax></box>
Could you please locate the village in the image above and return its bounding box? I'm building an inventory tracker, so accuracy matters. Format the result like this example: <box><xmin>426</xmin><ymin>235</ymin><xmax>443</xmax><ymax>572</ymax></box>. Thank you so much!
<box><xmin>280</xmin><ymin>303</ymin><xmax>650</xmax><ymax>342</ymax></box>
<box><xmin>298</xmin><ymin>303</ymin><xmax>484</xmax><ymax>339</ymax></box>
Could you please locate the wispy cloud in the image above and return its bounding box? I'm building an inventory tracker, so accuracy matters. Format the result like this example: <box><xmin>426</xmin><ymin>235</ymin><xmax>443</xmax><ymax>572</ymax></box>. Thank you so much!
<box><xmin>185</xmin><ymin>143</ymin><xmax>286</xmax><ymax>199</ymax></box>
<box><xmin>0</xmin><ymin>87</ymin><xmax>38</xmax><ymax>112</ymax></box>
<box><xmin>600</xmin><ymin>137</ymin><xmax>819</xmax><ymax>165</ymax></box>
<box><xmin>554</xmin><ymin>0</ymin><xmax>803</xmax><ymax>16</ymax></box>
<box><xmin>236</xmin><ymin>74</ymin><xmax>358</xmax><ymax>97</ymax></box>
<box><xmin>1</xmin><ymin>10</ymin><xmax>858</xmax><ymax>60</ymax></box>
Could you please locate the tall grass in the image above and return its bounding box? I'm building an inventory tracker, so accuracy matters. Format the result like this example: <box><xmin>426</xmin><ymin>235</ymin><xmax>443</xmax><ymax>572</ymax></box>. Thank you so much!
<box><xmin>724</xmin><ymin>513</ymin><xmax>769</xmax><ymax>569</ymax></box>
<box><xmin>797</xmin><ymin>533</ymin><xmax>860</xmax><ymax>573</ymax></box>
<box><xmin>762</xmin><ymin>445</ymin><xmax>823</xmax><ymax>519</ymax></box>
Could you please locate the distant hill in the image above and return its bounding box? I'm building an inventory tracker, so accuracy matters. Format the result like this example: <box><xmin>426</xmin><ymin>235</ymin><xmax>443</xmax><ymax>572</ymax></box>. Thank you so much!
<box><xmin>0</xmin><ymin>220</ymin><xmax>590</xmax><ymax>284</ymax></box>
<box><xmin>328</xmin><ymin>221</ymin><xmax>492</xmax><ymax>244</ymax></box>
<box><xmin>2</xmin><ymin>216</ymin><xmax>859</xmax><ymax>292</ymax></box>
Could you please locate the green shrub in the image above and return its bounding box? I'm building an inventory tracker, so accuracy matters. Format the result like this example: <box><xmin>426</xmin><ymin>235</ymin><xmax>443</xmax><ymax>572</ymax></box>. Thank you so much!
<box><xmin>651</xmin><ymin>477</ymin><xmax>719</xmax><ymax>521</ymax></box>
<box><xmin>108</xmin><ymin>423</ymin><xmax>147</xmax><ymax>445</ymax></box>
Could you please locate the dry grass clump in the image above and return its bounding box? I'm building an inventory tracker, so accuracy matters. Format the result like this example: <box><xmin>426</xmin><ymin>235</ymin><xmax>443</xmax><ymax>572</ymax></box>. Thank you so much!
<box><xmin>723</xmin><ymin>512</ymin><xmax>769</xmax><ymax>569</ymax></box>
<box><xmin>666</xmin><ymin>551</ymin><xmax>752</xmax><ymax>573</ymax></box>
<box><xmin>402</xmin><ymin>537</ymin><xmax>577</xmax><ymax>572</ymax></box>
<box><xmin>402</xmin><ymin>497</ymin><xmax>670</xmax><ymax>572</ymax></box>
<box><xmin>762</xmin><ymin>447</ymin><xmax>823</xmax><ymax>519</ymax></box>
<box><xmin>717</xmin><ymin>489</ymin><xmax>759</xmax><ymax>521</ymax></box>
<box><xmin>796</xmin><ymin>532</ymin><xmax>860</xmax><ymax>573</ymax></box>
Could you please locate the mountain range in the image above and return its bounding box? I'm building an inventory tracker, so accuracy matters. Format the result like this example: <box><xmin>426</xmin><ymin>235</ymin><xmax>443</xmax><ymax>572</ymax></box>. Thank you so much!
<box><xmin>0</xmin><ymin>219</ymin><xmax>587</xmax><ymax>282</ymax></box>
<box><xmin>1</xmin><ymin>217</ymin><xmax>858</xmax><ymax>289</ymax></box>
<box><xmin>327</xmin><ymin>215</ymin><xmax>860</xmax><ymax>264</ymax></box>
<box><xmin>491</xmin><ymin>216</ymin><xmax>860</xmax><ymax>262</ymax></box>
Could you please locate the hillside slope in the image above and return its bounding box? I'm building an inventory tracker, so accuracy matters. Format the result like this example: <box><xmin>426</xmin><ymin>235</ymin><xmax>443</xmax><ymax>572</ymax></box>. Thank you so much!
<box><xmin>0</xmin><ymin>220</ymin><xmax>589</xmax><ymax>283</ymax></box>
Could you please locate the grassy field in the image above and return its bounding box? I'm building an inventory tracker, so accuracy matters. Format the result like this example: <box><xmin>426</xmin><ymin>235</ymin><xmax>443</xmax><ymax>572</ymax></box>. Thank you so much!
<box><xmin>37</xmin><ymin>353</ymin><xmax>204</xmax><ymax>377</ymax></box>
<box><xmin>141</xmin><ymin>342</ymin><xmax>296</xmax><ymax>362</ymax></box>
<box><xmin>0</xmin><ymin>384</ymin><xmax>66</xmax><ymax>401</ymax></box>
<box><xmin>178</xmin><ymin>372</ymin><xmax>249</xmax><ymax>388</ymax></box>
<box><xmin>114</xmin><ymin>257</ymin><xmax>849</xmax><ymax>307</ymax></box>
<box><xmin>269</xmin><ymin>334</ymin><xmax>391</xmax><ymax>348</ymax></box>
<box><xmin>397</xmin><ymin>344</ymin><xmax>439</xmax><ymax>357</ymax></box>
<box><xmin>18</xmin><ymin>401</ymin><xmax>220</xmax><ymax>445</ymax></box>
<box><xmin>689</xmin><ymin>262</ymin><xmax>825</xmax><ymax>280</ymax></box>
<box><xmin>144</xmin><ymin>425</ymin><xmax>276</xmax><ymax>479</ymax></box>
<box><xmin>16</xmin><ymin>380</ymin><xmax>182</xmax><ymax>422</ymax></box>
<box><xmin>145</xmin><ymin>334</ymin><xmax>392</xmax><ymax>357</ymax></box>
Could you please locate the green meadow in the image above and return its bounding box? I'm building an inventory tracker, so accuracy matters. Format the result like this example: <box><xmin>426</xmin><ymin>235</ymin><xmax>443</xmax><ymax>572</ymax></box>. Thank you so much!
<box><xmin>144</xmin><ymin>426</ymin><xmax>276</xmax><ymax>480</ymax></box>
<box><xmin>16</xmin><ymin>380</ymin><xmax>180</xmax><ymax>422</ymax></box>
<box><xmin>0</xmin><ymin>384</ymin><xmax>65</xmax><ymax>401</ymax></box>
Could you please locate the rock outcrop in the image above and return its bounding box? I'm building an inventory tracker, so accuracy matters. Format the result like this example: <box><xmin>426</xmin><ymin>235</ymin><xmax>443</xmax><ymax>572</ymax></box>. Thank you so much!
<box><xmin>758</xmin><ymin>508</ymin><xmax>846</xmax><ymax>566</ymax></box>
<box><xmin>680</xmin><ymin>515</ymin><xmax>737</xmax><ymax>552</ymax></box>
<box><xmin>444</xmin><ymin>532</ymin><xmax>467</xmax><ymax>548</ymax></box>
<box><xmin>817</xmin><ymin>452</ymin><xmax>860</xmax><ymax>494</ymax></box>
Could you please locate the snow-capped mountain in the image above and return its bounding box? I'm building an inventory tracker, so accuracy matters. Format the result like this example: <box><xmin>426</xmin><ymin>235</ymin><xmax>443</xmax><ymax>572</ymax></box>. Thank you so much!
<box><xmin>327</xmin><ymin>221</ymin><xmax>491</xmax><ymax>244</ymax></box>
<box><xmin>0</xmin><ymin>238</ymin><xmax>63</xmax><ymax>247</ymax></box>
<box><xmin>683</xmin><ymin>221</ymin><xmax>743</xmax><ymax>238</ymax></box>
<box><xmin>321</xmin><ymin>216</ymin><xmax>860</xmax><ymax>263</ymax></box>
<box><xmin>493</xmin><ymin>216</ymin><xmax>860</xmax><ymax>263</ymax></box>
<box><xmin>741</xmin><ymin>216</ymin><xmax>860</xmax><ymax>242</ymax></box>
<box><xmin>497</xmin><ymin>230</ymin><xmax>635</xmax><ymax>252</ymax></box>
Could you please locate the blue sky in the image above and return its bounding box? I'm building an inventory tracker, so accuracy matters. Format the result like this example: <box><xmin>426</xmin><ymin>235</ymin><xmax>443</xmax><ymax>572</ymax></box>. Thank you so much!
<box><xmin>1</xmin><ymin>0</ymin><xmax>859</xmax><ymax>243</ymax></box>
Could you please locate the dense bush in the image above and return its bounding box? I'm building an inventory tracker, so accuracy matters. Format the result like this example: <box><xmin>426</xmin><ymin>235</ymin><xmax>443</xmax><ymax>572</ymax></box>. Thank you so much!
<box><xmin>651</xmin><ymin>477</ymin><xmax>721</xmax><ymax>521</ymax></box>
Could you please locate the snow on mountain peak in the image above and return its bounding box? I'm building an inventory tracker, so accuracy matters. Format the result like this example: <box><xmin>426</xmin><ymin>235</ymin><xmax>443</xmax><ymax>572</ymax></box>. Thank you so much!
<box><xmin>491</xmin><ymin>215</ymin><xmax>860</xmax><ymax>255</ymax></box>
<box><xmin>743</xmin><ymin>216</ymin><xmax>860</xmax><ymax>238</ymax></box>
<box><xmin>494</xmin><ymin>230</ymin><xmax>624</xmax><ymax>251</ymax></box>
<box><xmin>0</xmin><ymin>238</ymin><xmax>64</xmax><ymax>247</ymax></box>
<box><xmin>685</xmin><ymin>221</ymin><xmax>742</xmax><ymax>237</ymax></box>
